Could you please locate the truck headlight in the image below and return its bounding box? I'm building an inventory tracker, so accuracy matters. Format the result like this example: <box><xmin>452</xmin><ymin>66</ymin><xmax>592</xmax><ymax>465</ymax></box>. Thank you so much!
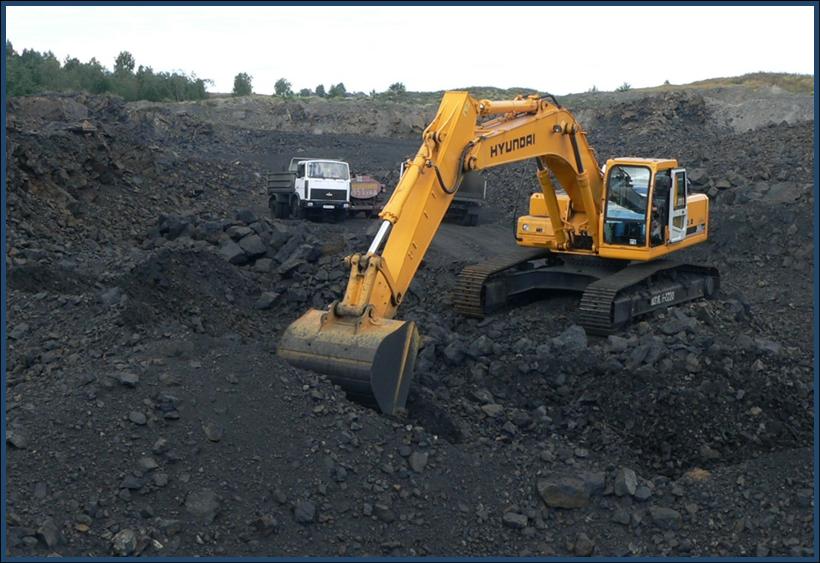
<box><xmin>522</xmin><ymin>223</ymin><xmax>530</xmax><ymax>232</ymax></box>
<box><xmin>343</xmin><ymin>203</ymin><xmax>349</xmax><ymax>208</ymax></box>
<box><xmin>307</xmin><ymin>202</ymin><xmax>314</xmax><ymax>207</ymax></box>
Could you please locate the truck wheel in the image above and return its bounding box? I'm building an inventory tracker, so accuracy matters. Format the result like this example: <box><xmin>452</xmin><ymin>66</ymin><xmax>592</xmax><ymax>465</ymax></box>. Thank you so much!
<box><xmin>271</xmin><ymin>196</ymin><xmax>290</xmax><ymax>219</ymax></box>
<box><xmin>291</xmin><ymin>197</ymin><xmax>303</xmax><ymax>219</ymax></box>
<box><xmin>468</xmin><ymin>212</ymin><xmax>479</xmax><ymax>226</ymax></box>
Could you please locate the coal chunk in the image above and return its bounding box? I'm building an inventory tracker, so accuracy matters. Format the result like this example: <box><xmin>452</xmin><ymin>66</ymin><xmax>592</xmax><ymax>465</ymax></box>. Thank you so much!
<box><xmin>185</xmin><ymin>488</ymin><xmax>221</xmax><ymax>523</ymax></box>
<box><xmin>537</xmin><ymin>476</ymin><xmax>590</xmax><ymax>508</ymax></box>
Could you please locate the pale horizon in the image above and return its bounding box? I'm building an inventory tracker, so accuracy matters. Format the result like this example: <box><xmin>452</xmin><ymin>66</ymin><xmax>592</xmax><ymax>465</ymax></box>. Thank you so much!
<box><xmin>5</xmin><ymin>5</ymin><xmax>816</xmax><ymax>96</ymax></box>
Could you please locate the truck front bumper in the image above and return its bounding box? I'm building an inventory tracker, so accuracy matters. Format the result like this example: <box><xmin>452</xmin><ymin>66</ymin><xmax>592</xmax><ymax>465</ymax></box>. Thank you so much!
<box><xmin>303</xmin><ymin>201</ymin><xmax>350</xmax><ymax>210</ymax></box>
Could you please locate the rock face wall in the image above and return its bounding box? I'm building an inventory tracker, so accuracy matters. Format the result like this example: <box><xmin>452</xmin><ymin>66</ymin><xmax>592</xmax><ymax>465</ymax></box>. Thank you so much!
<box><xmin>5</xmin><ymin>87</ymin><xmax>815</xmax><ymax>558</ymax></box>
<box><xmin>130</xmin><ymin>95</ymin><xmax>438</xmax><ymax>138</ymax></box>
<box><xmin>125</xmin><ymin>83</ymin><xmax>813</xmax><ymax>140</ymax></box>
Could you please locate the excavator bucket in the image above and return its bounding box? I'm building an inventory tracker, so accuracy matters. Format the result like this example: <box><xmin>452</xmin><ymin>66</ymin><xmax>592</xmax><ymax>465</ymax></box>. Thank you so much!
<box><xmin>278</xmin><ymin>308</ymin><xmax>420</xmax><ymax>415</ymax></box>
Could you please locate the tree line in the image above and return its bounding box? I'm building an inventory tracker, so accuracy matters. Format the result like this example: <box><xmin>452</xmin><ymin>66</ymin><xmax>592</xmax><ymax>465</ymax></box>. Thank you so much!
<box><xmin>233</xmin><ymin>73</ymin><xmax>408</xmax><ymax>100</ymax></box>
<box><xmin>5</xmin><ymin>42</ymin><xmax>411</xmax><ymax>102</ymax></box>
<box><xmin>5</xmin><ymin>42</ymin><xmax>210</xmax><ymax>102</ymax></box>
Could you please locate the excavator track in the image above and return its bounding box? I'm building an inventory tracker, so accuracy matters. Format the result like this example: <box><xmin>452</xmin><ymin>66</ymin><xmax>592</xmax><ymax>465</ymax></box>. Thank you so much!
<box><xmin>578</xmin><ymin>261</ymin><xmax>720</xmax><ymax>335</ymax></box>
<box><xmin>452</xmin><ymin>248</ymin><xmax>549</xmax><ymax>318</ymax></box>
<box><xmin>455</xmin><ymin>253</ymin><xmax>719</xmax><ymax>334</ymax></box>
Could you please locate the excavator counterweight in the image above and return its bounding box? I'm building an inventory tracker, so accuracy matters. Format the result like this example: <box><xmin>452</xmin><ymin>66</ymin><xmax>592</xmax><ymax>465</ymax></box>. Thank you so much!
<box><xmin>278</xmin><ymin>91</ymin><xmax>716</xmax><ymax>414</ymax></box>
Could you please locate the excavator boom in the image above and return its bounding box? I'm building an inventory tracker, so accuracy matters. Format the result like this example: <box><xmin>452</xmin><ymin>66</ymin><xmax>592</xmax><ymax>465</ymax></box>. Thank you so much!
<box><xmin>280</xmin><ymin>91</ymin><xmax>482</xmax><ymax>413</ymax></box>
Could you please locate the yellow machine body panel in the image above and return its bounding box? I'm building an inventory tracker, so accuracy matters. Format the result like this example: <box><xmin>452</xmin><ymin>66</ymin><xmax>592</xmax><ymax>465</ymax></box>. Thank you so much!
<box><xmin>516</xmin><ymin>157</ymin><xmax>709</xmax><ymax>261</ymax></box>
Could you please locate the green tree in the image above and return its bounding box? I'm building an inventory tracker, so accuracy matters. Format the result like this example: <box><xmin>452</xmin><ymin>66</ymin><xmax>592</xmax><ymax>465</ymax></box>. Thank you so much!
<box><xmin>615</xmin><ymin>81</ymin><xmax>632</xmax><ymax>92</ymax></box>
<box><xmin>328</xmin><ymin>82</ymin><xmax>346</xmax><ymax>98</ymax></box>
<box><xmin>80</xmin><ymin>57</ymin><xmax>110</xmax><ymax>94</ymax></box>
<box><xmin>5</xmin><ymin>41</ymin><xmax>34</xmax><ymax>96</ymax></box>
<box><xmin>111</xmin><ymin>51</ymin><xmax>138</xmax><ymax>100</ymax></box>
<box><xmin>274</xmin><ymin>77</ymin><xmax>292</xmax><ymax>97</ymax></box>
<box><xmin>387</xmin><ymin>82</ymin><xmax>406</xmax><ymax>96</ymax></box>
<box><xmin>298</xmin><ymin>87</ymin><xmax>312</xmax><ymax>97</ymax></box>
<box><xmin>5</xmin><ymin>44</ymin><xmax>209</xmax><ymax>101</ymax></box>
<box><xmin>315</xmin><ymin>84</ymin><xmax>326</xmax><ymax>97</ymax></box>
<box><xmin>114</xmin><ymin>51</ymin><xmax>135</xmax><ymax>75</ymax></box>
<box><xmin>136</xmin><ymin>65</ymin><xmax>160</xmax><ymax>101</ymax></box>
<box><xmin>233</xmin><ymin>72</ymin><xmax>253</xmax><ymax>96</ymax></box>
<box><xmin>186</xmin><ymin>73</ymin><xmax>210</xmax><ymax>100</ymax></box>
<box><xmin>13</xmin><ymin>48</ymin><xmax>61</xmax><ymax>93</ymax></box>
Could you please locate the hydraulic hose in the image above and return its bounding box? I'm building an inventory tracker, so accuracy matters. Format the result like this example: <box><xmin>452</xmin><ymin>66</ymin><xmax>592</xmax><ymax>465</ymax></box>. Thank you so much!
<box><xmin>430</xmin><ymin>141</ymin><xmax>475</xmax><ymax>195</ymax></box>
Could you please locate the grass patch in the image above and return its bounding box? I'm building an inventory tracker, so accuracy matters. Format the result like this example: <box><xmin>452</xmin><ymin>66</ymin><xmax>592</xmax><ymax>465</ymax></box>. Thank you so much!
<box><xmin>639</xmin><ymin>72</ymin><xmax>813</xmax><ymax>94</ymax></box>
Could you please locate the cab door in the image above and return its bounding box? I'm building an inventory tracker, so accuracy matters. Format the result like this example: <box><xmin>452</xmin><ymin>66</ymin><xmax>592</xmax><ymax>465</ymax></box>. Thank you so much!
<box><xmin>295</xmin><ymin>162</ymin><xmax>307</xmax><ymax>200</ymax></box>
<box><xmin>669</xmin><ymin>169</ymin><xmax>688</xmax><ymax>243</ymax></box>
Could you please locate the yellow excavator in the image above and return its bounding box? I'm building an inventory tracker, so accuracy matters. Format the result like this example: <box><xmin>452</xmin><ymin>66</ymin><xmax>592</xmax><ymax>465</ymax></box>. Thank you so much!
<box><xmin>279</xmin><ymin>91</ymin><xmax>719</xmax><ymax>414</ymax></box>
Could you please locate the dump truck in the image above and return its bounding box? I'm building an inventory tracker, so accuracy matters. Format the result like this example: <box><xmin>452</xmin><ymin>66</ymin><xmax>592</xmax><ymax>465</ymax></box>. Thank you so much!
<box><xmin>268</xmin><ymin>157</ymin><xmax>351</xmax><ymax>220</ymax></box>
<box><xmin>400</xmin><ymin>160</ymin><xmax>486</xmax><ymax>226</ymax></box>
<box><xmin>446</xmin><ymin>170</ymin><xmax>486</xmax><ymax>226</ymax></box>
<box><xmin>349</xmin><ymin>174</ymin><xmax>386</xmax><ymax>218</ymax></box>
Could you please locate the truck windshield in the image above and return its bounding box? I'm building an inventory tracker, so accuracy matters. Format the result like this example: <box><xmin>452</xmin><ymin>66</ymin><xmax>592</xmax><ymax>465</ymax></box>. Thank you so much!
<box><xmin>308</xmin><ymin>162</ymin><xmax>349</xmax><ymax>180</ymax></box>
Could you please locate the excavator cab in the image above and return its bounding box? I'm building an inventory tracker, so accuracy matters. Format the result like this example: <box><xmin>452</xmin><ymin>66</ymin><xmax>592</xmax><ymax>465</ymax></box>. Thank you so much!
<box><xmin>596</xmin><ymin>158</ymin><xmax>706</xmax><ymax>260</ymax></box>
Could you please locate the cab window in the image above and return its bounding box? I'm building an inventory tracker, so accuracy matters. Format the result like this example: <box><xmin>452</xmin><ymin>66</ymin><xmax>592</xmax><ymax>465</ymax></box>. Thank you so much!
<box><xmin>604</xmin><ymin>165</ymin><xmax>651</xmax><ymax>246</ymax></box>
<box><xmin>673</xmin><ymin>173</ymin><xmax>686</xmax><ymax>209</ymax></box>
<box><xmin>308</xmin><ymin>161</ymin><xmax>349</xmax><ymax>180</ymax></box>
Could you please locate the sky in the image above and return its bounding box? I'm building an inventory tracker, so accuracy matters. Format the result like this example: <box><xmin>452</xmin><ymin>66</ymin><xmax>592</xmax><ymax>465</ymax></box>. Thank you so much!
<box><xmin>5</xmin><ymin>5</ymin><xmax>816</xmax><ymax>95</ymax></box>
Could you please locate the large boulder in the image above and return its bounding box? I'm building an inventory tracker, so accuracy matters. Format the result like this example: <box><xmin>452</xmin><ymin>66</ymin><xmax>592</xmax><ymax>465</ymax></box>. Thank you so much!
<box><xmin>239</xmin><ymin>234</ymin><xmax>267</xmax><ymax>258</ymax></box>
<box><xmin>551</xmin><ymin>325</ymin><xmax>588</xmax><ymax>353</ymax></box>
<box><xmin>537</xmin><ymin>476</ymin><xmax>590</xmax><ymax>509</ymax></box>
<box><xmin>218</xmin><ymin>239</ymin><xmax>248</xmax><ymax>265</ymax></box>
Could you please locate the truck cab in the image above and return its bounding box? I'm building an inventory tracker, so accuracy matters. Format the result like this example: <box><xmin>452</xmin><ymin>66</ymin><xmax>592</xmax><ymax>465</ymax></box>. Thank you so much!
<box><xmin>294</xmin><ymin>159</ymin><xmax>350</xmax><ymax>210</ymax></box>
<box><xmin>268</xmin><ymin>158</ymin><xmax>351</xmax><ymax>220</ymax></box>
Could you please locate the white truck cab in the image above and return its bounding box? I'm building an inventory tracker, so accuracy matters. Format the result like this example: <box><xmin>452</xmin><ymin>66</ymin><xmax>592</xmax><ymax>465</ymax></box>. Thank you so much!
<box><xmin>294</xmin><ymin>159</ymin><xmax>351</xmax><ymax>209</ymax></box>
<box><xmin>268</xmin><ymin>158</ymin><xmax>351</xmax><ymax>219</ymax></box>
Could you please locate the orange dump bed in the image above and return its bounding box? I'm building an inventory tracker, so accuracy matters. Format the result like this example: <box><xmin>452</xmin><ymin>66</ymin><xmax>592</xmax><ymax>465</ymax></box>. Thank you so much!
<box><xmin>350</xmin><ymin>175</ymin><xmax>382</xmax><ymax>200</ymax></box>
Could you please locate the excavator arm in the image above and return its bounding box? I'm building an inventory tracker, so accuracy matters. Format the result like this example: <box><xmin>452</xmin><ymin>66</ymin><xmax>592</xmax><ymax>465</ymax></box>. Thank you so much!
<box><xmin>278</xmin><ymin>91</ymin><xmax>605</xmax><ymax>414</ymax></box>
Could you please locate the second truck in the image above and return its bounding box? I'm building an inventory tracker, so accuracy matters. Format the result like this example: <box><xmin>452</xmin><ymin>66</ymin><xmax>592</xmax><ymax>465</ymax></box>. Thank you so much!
<box><xmin>269</xmin><ymin>157</ymin><xmax>483</xmax><ymax>224</ymax></box>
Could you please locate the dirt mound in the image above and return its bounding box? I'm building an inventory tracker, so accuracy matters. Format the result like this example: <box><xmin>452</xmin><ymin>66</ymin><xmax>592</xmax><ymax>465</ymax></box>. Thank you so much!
<box><xmin>588</xmin><ymin>91</ymin><xmax>712</xmax><ymax>136</ymax></box>
<box><xmin>8</xmin><ymin>264</ymin><xmax>96</xmax><ymax>294</ymax></box>
<box><xmin>118</xmin><ymin>250</ymin><xmax>262</xmax><ymax>336</ymax></box>
<box><xmin>6</xmin><ymin>94</ymin><xmax>261</xmax><ymax>261</ymax></box>
<box><xmin>591</xmin><ymin>326</ymin><xmax>812</xmax><ymax>475</ymax></box>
